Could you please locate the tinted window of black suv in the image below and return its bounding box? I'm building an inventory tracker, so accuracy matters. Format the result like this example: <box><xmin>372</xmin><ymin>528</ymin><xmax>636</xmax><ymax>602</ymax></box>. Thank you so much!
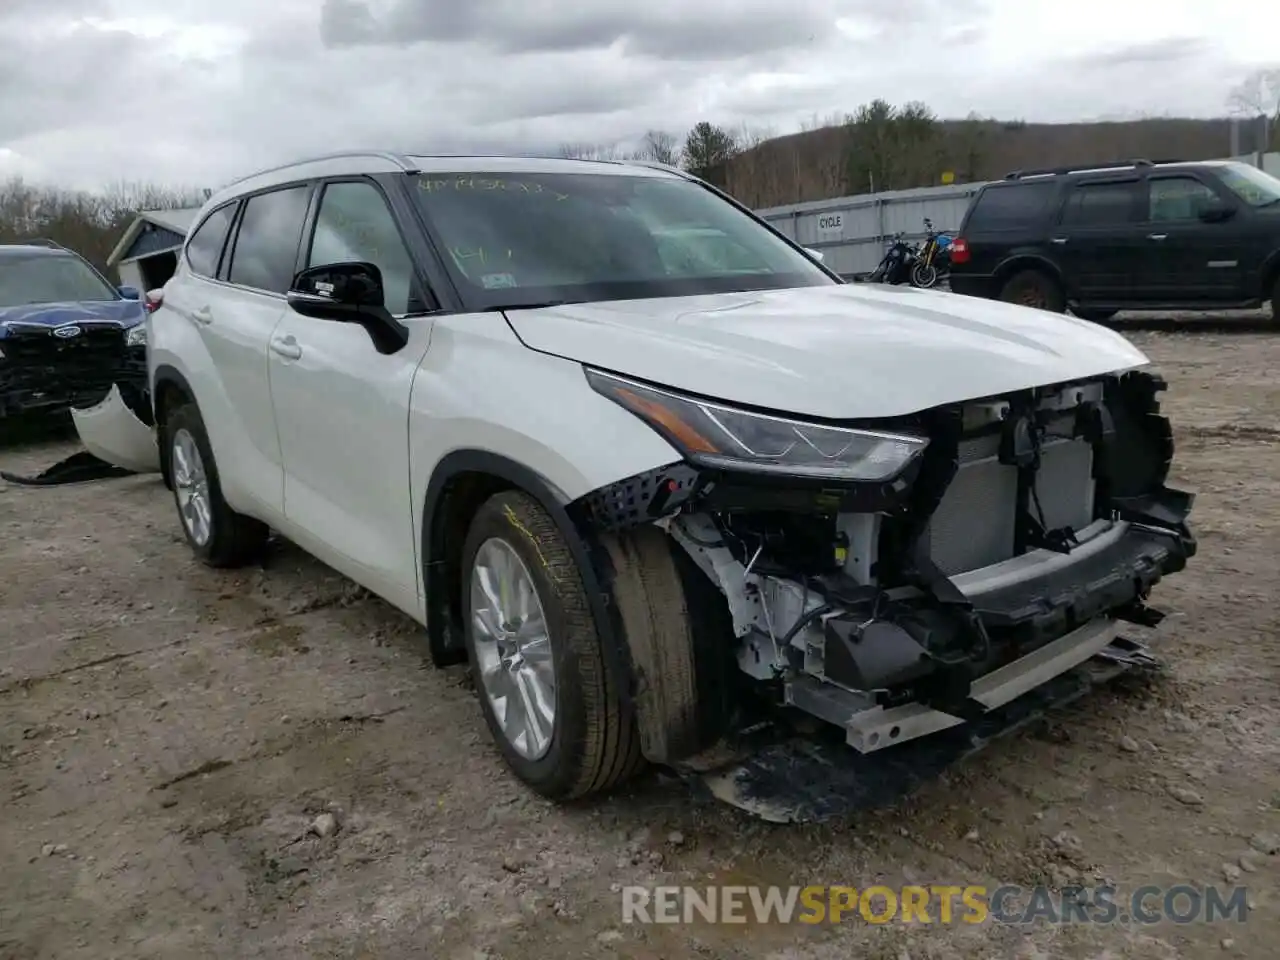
<box><xmin>963</xmin><ymin>181</ymin><xmax>1057</xmax><ymax>230</ymax></box>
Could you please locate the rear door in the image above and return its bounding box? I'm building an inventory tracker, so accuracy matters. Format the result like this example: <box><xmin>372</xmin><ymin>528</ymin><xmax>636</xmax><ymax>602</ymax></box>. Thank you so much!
<box><xmin>1137</xmin><ymin>172</ymin><xmax>1246</xmax><ymax>303</ymax></box>
<box><xmin>1051</xmin><ymin>177</ymin><xmax>1144</xmax><ymax>303</ymax></box>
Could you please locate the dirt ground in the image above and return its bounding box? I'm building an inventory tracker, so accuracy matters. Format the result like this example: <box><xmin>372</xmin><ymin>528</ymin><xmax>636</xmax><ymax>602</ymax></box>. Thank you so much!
<box><xmin>2</xmin><ymin>324</ymin><xmax>1278</xmax><ymax>960</ymax></box>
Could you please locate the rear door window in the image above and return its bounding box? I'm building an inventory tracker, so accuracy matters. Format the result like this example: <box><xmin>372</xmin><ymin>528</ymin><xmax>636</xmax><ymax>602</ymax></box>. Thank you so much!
<box><xmin>1058</xmin><ymin>180</ymin><xmax>1140</xmax><ymax>227</ymax></box>
<box><xmin>185</xmin><ymin>203</ymin><xmax>237</xmax><ymax>279</ymax></box>
<box><xmin>226</xmin><ymin>186</ymin><xmax>312</xmax><ymax>294</ymax></box>
<box><xmin>964</xmin><ymin>182</ymin><xmax>1057</xmax><ymax>230</ymax></box>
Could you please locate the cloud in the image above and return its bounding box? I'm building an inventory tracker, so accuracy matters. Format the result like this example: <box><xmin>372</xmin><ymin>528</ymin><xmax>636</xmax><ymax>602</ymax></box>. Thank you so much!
<box><xmin>0</xmin><ymin>0</ymin><xmax>1271</xmax><ymax>191</ymax></box>
<box><xmin>320</xmin><ymin>0</ymin><xmax>842</xmax><ymax>61</ymax></box>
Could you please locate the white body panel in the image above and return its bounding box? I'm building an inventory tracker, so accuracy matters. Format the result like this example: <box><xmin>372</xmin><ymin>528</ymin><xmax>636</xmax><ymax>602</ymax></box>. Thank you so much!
<box><xmin>69</xmin><ymin>384</ymin><xmax>160</xmax><ymax>473</ymax></box>
<box><xmin>505</xmin><ymin>283</ymin><xmax>1150</xmax><ymax>419</ymax></box>
<box><xmin>150</xmin><ymin>275</ymin><xmax>286</xmax><ymax>517</ymax></box>
<box><xmin>267</xmin><ymin>313</ymin><xmax>435</xmax><ymax>618</ymax></box>
<box><xmin>406</xmin><ymin>312</ymin><xmax>683</xmax><ymax>513</ymax></box>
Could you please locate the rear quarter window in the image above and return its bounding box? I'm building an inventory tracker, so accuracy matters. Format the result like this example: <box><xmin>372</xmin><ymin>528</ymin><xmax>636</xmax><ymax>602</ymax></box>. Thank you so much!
<box><xmin>186</xmin><ymin>204</ymin><xmax>237</xmax><ymax>279</ymax></box>
<box><xmin>964</xmin><ymin>182</ymin><xmax>1058</xmax><ymax>231</ymax></box>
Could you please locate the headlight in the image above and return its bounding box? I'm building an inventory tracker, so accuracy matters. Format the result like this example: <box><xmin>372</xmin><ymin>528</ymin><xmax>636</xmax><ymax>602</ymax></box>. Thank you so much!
<box><xmin>125</xmin><ymin>324</ymin><xmax>146</xmax><ymax>347</ymax></box>
<box><xmin>586</xmin><ymin>369</ymin><xmax>927</xmax><ymax>482</ymax></box>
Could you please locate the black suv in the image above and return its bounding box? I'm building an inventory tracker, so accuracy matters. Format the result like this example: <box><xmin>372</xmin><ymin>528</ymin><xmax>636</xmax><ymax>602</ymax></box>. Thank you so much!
<box><xmin>946</xmin><ymin>159</ymin><xmax>1280</xmax><ymax>322</ymax></box>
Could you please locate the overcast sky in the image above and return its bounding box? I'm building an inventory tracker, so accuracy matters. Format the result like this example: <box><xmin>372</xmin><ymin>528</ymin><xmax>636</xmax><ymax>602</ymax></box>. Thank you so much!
<box><xmin>0</xmin><ymin>0</ymin><xmax>1273</xmax><ymax>191</ymax></box>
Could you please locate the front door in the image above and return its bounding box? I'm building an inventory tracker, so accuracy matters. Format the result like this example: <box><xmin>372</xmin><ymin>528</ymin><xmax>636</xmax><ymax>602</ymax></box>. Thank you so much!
<box><xmin>267</xmin><ymin>178</ymin><xmax>437</xmax><ymax>611</ymax></box>
<box><xmin>1050</xmin><ymin>177</ymin><xmax>1144</xmax><ymax>305</ymax></box>
<box><xmin>1135</xmin><ymin>173</ymin><xmax>1247</xmax><ymax>303</ymax></box>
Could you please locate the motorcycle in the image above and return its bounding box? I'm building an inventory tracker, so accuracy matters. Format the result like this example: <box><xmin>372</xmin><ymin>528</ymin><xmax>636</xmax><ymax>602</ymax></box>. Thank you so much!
<box><xmin>869</xmin><ymin>232</ymin><xmax>919</xmax><ymax>285</ymax></box>
<box><xmin>909</xmin><ymin>217</ymin><xmax>954</xmax><ymax>289</ymax></box>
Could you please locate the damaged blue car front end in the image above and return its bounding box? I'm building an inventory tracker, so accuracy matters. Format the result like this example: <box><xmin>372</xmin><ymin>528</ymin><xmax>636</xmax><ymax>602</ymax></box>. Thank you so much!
<box><xmin>0</xmin><ymin>243</ymin><xmax>149</xmax><ymax>420</ymax></box>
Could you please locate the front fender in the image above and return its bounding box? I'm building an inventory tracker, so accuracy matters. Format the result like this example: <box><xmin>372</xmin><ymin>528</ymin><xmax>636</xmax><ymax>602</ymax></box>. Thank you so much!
<box><xmin>410</xmin><ymin>314</ymin><xmax>680</xmax><ymax>673</ymax></box>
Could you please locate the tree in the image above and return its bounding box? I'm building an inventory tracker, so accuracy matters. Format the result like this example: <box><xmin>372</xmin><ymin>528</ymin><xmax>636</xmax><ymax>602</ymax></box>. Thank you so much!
<box><xmin>635</xmin><ymin>130</ymin><xmax>681</xmax><ymax>166</ymax></box>
<box><xmin>682</xmin><ymin>122</ymin><xmax>739</xmax><ymax>184</ymax></box>
<box><xmin>0</xmin><ymin>178</ymin><xmax>207</xmax><ymax>278</ymax></box>
<box><xmin>842</xmin><ymin>99</ymin><xmax>944</xmax><ymax>193</ymax></box>
<box><xmin>1227</xmin><ymin>68</ymin><xmax>1280</xmax><ymax>150</ymax></box>
<box><xmin>556</xmin><ymin>142</ymin><xmax>623</xmax><ymax>161</ymax></box>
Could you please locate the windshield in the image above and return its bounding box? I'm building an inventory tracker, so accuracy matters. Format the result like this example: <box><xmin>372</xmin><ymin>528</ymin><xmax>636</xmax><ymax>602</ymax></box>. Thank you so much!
<box><xmin>0</xmin><ymin>254</ymin><xmax>119</xmax><ymax>308</ymax></box>
<box><xmin>411</xmin><ymin>172</ymin><xmax>834</xmax><ymax>309</ymax></box>
<box><xmin>1216</xmin><ymin>163</ymin><xmax>1280</xmax><ymax>208</ymax></box>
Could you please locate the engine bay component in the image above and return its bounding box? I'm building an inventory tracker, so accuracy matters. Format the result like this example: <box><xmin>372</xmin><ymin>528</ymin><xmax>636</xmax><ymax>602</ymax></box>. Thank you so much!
<box><xmin>575</xmin><ymin>369</ymin><xmax>1194</xmax><ymax>808</ymax></box>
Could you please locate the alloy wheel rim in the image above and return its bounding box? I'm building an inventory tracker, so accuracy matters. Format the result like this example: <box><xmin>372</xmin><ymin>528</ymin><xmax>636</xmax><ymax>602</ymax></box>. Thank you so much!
<box><xmin>469</xmin><ymin>537</ymin><xmax>557</xmax><ymax>760</ymax></box>
<box><xmin>171</xmin><ymin>428</ymin><xmax>213</xmax><ymax>546</ymax></box>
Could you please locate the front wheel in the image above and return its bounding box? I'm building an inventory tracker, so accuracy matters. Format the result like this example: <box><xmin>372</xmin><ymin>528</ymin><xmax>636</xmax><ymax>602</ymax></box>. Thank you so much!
<box><xmin>910</xmin><ymin>262</ymin><xmax>939</xmax><ymax>288</ymax></box>
<box><xmin>162</xmin><ymin>402</ymin><xmax>268</xmax><ymax>567</ymax></box>
<box><xmin>461</xmin><ymin>490</ymin><xmax>643</xmax><ymax>800</ymax></box>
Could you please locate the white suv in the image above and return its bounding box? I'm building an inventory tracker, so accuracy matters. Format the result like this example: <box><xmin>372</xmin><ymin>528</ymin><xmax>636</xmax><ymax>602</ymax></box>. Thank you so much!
<box><xmin>144</xmin><ymin>151</ymin><xmax>1196</xmax><ymax>810</ymax></box>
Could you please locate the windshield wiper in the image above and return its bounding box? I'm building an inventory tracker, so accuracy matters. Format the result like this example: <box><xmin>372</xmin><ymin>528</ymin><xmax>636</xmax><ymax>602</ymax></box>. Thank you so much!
<box><xmin>481</xmin><ymin>300</ymin><xmax>578</xmax><ymax>312</ymax></box>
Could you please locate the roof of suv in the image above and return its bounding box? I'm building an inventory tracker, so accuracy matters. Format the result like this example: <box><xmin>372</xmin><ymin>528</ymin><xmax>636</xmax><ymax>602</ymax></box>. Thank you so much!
<box><xmin>202</xmin><ymin>151</ymin><xmax>686</xmax><ymax>217</ymax></box>
<box><xmin>996</xmin><ymin>157</ymin><xmax>1233</xmax><ymax>183</ymax></box>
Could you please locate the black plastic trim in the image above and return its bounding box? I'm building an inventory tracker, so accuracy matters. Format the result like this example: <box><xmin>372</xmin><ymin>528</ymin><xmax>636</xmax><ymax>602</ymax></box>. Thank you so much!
<box><xmin>972</xmin><ymin>517</ymin><xmax>1193</xmax><ymax>647</ymax></box>
<box><xmin>419</xmin><ymin>449</ymin><xmax>635</xmax><ymax>702</ymax></box>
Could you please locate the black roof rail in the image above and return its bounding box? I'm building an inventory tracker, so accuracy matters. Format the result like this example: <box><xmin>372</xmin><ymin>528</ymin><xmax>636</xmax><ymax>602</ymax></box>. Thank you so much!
<box><xmin>1003</xmin><ymin>159</ymin><xmax>1159</xmax><ymax>180</ymax></box>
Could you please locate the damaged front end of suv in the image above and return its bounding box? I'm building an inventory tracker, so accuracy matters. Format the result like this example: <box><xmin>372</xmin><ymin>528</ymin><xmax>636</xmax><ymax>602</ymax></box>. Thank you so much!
<box><xmin>573</xmin><ymin>365</ymin><xmax>1194</xmax><ymax>821</ymax></box>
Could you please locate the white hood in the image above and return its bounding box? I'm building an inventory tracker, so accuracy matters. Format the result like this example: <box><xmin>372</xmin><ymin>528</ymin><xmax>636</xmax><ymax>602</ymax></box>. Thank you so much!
<box><xmin>504</xmin><ymin>284</ymin><xmax>1149</xmax><ymax>420</ymax></box>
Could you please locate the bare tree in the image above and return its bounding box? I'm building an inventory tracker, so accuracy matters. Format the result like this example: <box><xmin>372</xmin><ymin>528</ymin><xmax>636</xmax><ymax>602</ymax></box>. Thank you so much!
<box><xmin>1</xmin><ymin>178</ymin><xmax>208</xmax><ymax>278</ymax></box>
<box><xmin>634</xmin><ymin>130</ymin><xmax>681</xmax><ymax>166</ymax></box>
<box><xmin>556</xmin><ymin>142</ymin><xmax>624</xmax><ymax>161</ymax></box>
<box><xmin>1227</xmin><ymin>67</ymin><xmax>1280</xmax><ymax>150</ymax></box>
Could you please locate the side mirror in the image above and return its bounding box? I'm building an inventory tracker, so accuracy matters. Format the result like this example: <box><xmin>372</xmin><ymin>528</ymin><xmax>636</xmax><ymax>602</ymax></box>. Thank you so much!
<box><xmin>287</xmin><ymin>261</ymin><xmax>408</xmax><ymax>354</ymax></box>
<box><xmin>803</xmin><ymin>247</ymin><xmax>825</xmax><ymax>263</ymax></box>
<box><xmin>118</xmin><ymin>285</ymin><xmax>141</xmax><ymax>300</ymax></box>
<box><xmin>1197</xmin><ymin>200</ymin><xmax>1235</xmax><ymax>224</ymax></box>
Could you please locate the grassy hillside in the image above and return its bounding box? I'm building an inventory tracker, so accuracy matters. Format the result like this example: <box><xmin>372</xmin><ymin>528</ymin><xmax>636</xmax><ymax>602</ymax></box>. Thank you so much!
<box><xmin>719</xmin><ymin>116</ymin><xmax>1261</xmax><ymax>209</ymax></box>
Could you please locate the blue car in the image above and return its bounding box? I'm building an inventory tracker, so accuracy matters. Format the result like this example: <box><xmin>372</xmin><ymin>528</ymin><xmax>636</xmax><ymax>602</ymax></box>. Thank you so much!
<box><xmin>0</xmin><ymin>240</ymin><xmax>149</xmax><ymax>419</ymax></box>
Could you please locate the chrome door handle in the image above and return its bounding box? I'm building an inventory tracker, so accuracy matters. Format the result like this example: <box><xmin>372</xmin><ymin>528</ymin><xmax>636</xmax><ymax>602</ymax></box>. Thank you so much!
<box><xmin>1147</xmin><ymin>233</ymin><xmax>1167</xmax><ymax>241</ymax></box>
<box><xmin>1050</xmin><ymin>237</ymin><xmax>1068</xmax><ymax>244</ymax></box>
<box><xmin>270</xmin><ymin>335</ymin><xmax>302</xmax><ymax>360</ymax></box>
<box><xmin>191</xmin><ymin>306</ymin><xmax>213</xmax><ymax>325</ymax></box>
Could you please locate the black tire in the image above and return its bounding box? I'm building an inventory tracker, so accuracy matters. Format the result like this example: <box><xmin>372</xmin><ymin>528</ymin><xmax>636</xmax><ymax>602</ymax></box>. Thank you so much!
<box><xmin>910</xmin><ymin>262</ymin><xmax>939</xmax><ymax>289</ymax></box>
<box><xmin>460</xmin><ymin>490</ymin><xmax>643</xmax><ymax>800</ymax></box>
<box><xmin>1073</xmin><ymin>308</ymin><xmax>1117</xmax><ymax>323</ymax></box>
<box><xmin>1271</xmin><ymin>274</ymin><xmax>1279</xmax><ymax>323</ymax></box>
<box><xmin>163</xmin><ymin>402</ymin><xmax>268</xmax><ymax>567</ymax></box>
<box><xmin>600</xmin><ymin>526</ymin><xmax>700</xmax><ymax>765</ymax></box>
<box><xmin>999</xmin><ymin>269</ymin><xmax>1066</xmax><ymax>313</ymax></box>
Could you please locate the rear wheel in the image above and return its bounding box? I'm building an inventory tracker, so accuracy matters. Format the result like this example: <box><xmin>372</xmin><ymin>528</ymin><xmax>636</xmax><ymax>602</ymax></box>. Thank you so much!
<box><xmin>461</xmin><ymin>490</ymin><xmax>643</xmax><ymax>800</ymax></box>
<box><xmin>999</xmin><ymin>269</ymin><xmax>1066</xmax><ymax>313</ymax></box>
<box><xmin>163</xmin><ymin>403</ymin><xmax>268</xmax><ymax>567</ymax></box>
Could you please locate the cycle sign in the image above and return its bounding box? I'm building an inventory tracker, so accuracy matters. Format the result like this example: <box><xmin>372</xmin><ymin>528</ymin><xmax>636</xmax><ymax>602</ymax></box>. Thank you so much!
<box><xmin>816</xmin><ymin>213</ymin><xmax>843</xmax><ymax>235</ymax></box>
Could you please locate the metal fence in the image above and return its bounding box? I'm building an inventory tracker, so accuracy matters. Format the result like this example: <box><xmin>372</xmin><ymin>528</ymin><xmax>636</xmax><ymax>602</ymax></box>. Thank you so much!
<box><xmin>757</xmin><ymin>151</ymin><xmax>1280</xmax><ymax>278</ymax></box>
